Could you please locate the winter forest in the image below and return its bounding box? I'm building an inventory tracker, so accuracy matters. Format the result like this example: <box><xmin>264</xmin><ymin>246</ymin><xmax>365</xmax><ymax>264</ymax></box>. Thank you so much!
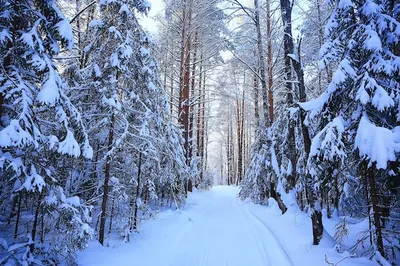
<box><xmin>0</xmin><ymin>0</ymin><xmax>399</xmax><ymax>265</ymax></box>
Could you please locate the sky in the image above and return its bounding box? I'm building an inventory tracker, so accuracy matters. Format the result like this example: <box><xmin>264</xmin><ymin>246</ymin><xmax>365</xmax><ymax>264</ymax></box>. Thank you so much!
<box><xmin>139</xmin><ymin>0</ymin><xmax>165</xmax><ymax>35</ymax></box>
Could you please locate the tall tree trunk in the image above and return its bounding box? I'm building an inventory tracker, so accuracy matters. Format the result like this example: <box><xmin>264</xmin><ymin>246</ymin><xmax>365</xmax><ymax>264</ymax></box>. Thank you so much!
<box><xmin>266</xmin><ymin>0</ymin><xmax>274</xmax><ymax>122</ymax></box>
<box><xmin>280</xmin><ymin>0</ymin><xmax>297</xmax><ymax>190</ymax></box>
<box><xmin>201</xmin><ymin>69</ymin><xmax>206</xmax><ymax>176</ymax></box>
<box><xmin>178</xmin><ymin>0</ymin><xmax>193</xmax><ymax>193</ymax></box>
<box><xmin>30</xmin><ymin>194</ymin><xmax>42</xmax><ymax>252</ymax></box>
<box><xmin>254</xmin><ymin>0</ymin><xmax>270</xmax><ymax>127</ymax></box>
<box><xmin>197</xmin><ymin>54</ymin><xmax>203</xmax><ymax>182</ymax></box>
<box><xmin>253</xmin><ymin>70</ymin><xmax>260</xmax><ymax>129</ymax></box>
<box><xmin>316</xmin><ymin>0</ymin><xmax>324</xmax><ymax>92</ymax></box>
<box><xmin>236</xmin><ymin>96</ymin><xmax>242</xmax><ymax>184</ymax></box>
<box><xmin>365</xmin><ymin>163</ymin><xmax>385</xmax><ymax>257</ymax></box>
<box><xmin>170</xmin><ymin>53</ymin><xmax>174</xmax><ymax>115</ymax></box>
<box><xmin>296</xmin><ymin>33</ymin><xmax>324</xmax><ymax>247</ymax></box>
<box><xmin>108</xmin><ymin>197</ymin><xmax>115</xmax><ymax>234</ymax></box>
<box><xmin>236</xmin><ymin>91</ymin><xmax>245</xmax><ymax>184</ymax></box>
<box><xmin>13</xmin><ymin>195</ymin><xmax>22</xmax><ymax>239</ymax></box>
<box><xmin>227</xmin><ymin>108</ymin><xmax>231</xmax><ymax>185</ymax></box>
<box><xmin>189</xmin><ymin>31</ymin><xmax>198</xmax><ymax>163</ymax></box>
<box><xmin>133</xmin><ymin>152</ymin><xmax>143</xmax><ymax>231</ymax></box>
<box><xmin>99</xmin><ymin>113</ymin><xmax>115</xmax><ymax>245</ymax></box>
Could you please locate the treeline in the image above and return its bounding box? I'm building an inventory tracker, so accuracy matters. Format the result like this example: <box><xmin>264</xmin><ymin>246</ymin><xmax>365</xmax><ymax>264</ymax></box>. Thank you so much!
<box><xmin>237</xmin><ymin>0</ymin><xmax>399</xmax><ymax>264</ymax></box>
<box><xmin>0</xmin><ymin>0</ymin><xmax>198</xmax><ymax>265</ymax></box>
<box><xmin>155</xmin><ymin>0</ymin><xmax>227</xmax><ymax>190</ymax></box>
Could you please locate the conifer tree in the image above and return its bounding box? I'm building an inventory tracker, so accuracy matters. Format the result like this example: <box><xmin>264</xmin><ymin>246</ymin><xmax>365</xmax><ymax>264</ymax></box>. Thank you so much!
<box><xmin>301</xmin><ymin>0</ymin><xmax>400</xmax><ymax>259</ymax></box>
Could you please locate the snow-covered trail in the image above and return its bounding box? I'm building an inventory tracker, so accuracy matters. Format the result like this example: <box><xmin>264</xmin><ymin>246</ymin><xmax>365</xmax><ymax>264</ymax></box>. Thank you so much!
<box><xmin>79</xmin><ymin>186</ymin><xmax>292</xmax><ymax>266</ymax></box>
<box><xmin>79</xmin><ymin>186</ymin><xmax>374</xmax><ymax>266</ymax></box>
<box><xmin>167</xmin><ymin>186</ymin><xmax>292</xmax><ymax>266</ymax></box>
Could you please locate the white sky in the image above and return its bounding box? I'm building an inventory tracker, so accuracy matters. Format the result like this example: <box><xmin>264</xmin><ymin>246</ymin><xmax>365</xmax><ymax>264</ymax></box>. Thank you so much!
<box><xmin>139</xmin><ymin>0</ymin><xmax>165</xmax><ymax>35</ymax></box>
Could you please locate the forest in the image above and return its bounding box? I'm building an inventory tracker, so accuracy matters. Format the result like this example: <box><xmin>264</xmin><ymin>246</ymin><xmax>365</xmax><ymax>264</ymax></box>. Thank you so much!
<box><xmin>0</xmin><ymin>0</ymin><xmax>399</xmax><ymax>265</ymax></box>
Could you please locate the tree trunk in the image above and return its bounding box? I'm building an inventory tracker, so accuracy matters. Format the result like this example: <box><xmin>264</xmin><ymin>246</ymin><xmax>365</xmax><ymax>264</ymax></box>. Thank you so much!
<box><xmin>201</xmin><ymin>69</ymin><xmax>206</xmax><ymax>176</ymax></box>
<box><xmin>13</xmin><ymin>195</ymin><xmax>22</xmax><ymax>239</ymax></box>
<box><xmin>271</xmin><ymin>183</ymin><xmax>288</xmax><ymax>214</ymax></box>
<box><xmin>197</xmin><ymin>54</ymin><xmax>203</xmax><ymax>182</ymax></box>
<box><xmin>227</xmin><ymin>108</ymin><xmax>231</xmax><ymax>185</ymax></box>
<box><xmin>280</xmin><ymin>0</ymin><xmax>297</xmax><ymax>190</ymax></box>
<box><xmin>30</xmin><ymin>194</ymin><xmax>42</xmax><ymax>252</ymax></box>
<box><xmin>189</xmin><ymin>31</ymin><xmax>198</xmax><ymax>163</ymax></box>
<box><xmin>280</xmin><ymin>0</ymin><xmax>323</xmax><ymax>244</ymax></box>
<box><xmin>108</xmin><ymin>197</ymin><xmax>115</xmax><ymax>234</ymax></box>
<box><xmin>236</xmin><ymin>96</ymin><xmax>242</xmax><ymax>184</ymax></box>
<box><xmin>253</xmin><ymin>71</ymin><xmax>260</xmax><ymax>129</ymax></box>
<box><xmin>366</xmin><ymin>162</ymin><xmax>385</xmax><ymax>257</ymax></box>
<box><xmin>99</xmin><ymin>113</ymin><xmax>115</xmax><ymax>245</ymax></box>
<box><xmin>178</xmin><ymin>0</ymin><xmax>193</xmax><ymax>193</ymax></box>
<box><xmin>254</xmin><ymin>0</ymin><xmax>270</xmax><ymax>127</ymax></box>
<box><xmin>266</xmin><ymin>0</ymin><xmax>274</xmax><ymax>122</ymax></box>
<box><xmin>133</xmin><ymin>152</ymin><xmax>143</xmax><ymax>231</ymax></box>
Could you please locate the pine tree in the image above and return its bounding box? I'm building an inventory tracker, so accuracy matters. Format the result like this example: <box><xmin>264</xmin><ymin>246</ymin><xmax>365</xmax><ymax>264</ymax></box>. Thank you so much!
<box><xmin>62</xmin><ymin>0</ymin><xmax>190</xmax><ymax>245</ymax></box>
<box><xmin>301</xmin><ymin>0</ymin><xmax>400</xmax><ymax>260</ymax></box>
<box><xmin>0</xmin><ymin>0</ymin><xmax>93</xmax><ymax>264</ymax></box>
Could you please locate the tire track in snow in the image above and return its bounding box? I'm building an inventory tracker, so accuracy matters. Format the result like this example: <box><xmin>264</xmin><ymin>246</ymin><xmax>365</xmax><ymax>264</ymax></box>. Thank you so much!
<box><xmin>241</xmin><ymin>203</ymin><xmax>294</xmax><ymax>266</ymax></box>
<box><xmin>234</xmin><ymin>197</ymin><xmax>271</xmax><ymax>266</ymax></box>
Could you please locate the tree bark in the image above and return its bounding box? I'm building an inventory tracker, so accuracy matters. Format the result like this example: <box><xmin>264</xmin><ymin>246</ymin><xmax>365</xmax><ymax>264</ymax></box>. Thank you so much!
<box><xmin>227</xmin><ymin>108</ymin><xmax>231</xmax><ymax>185</ymax></box>
<box><xmin>254</xmin><ymin>0</ymin><xmax>270</xmax><ymax>127</ymax></box>
<box><xmin>99</xmin><ymin>113</ymin><xmax>115</xmax><ymax>245</ymax></box>
<box><xmin>133</xmin><ymin>152</ymin><xmax>143</xmax><ymax>231</ymax></box>
<box><xmin>189</xmin><ymin>31</ymin><xmax>198</xmax><ymax>163</ymax></box>
<box><xmin>30</xmin><ymin>194</ymin><xmax>42</xmax><ymax>252</ymax></box>
<box><xmin>178</xmin><ymin>0</ymin><xmax>193</xmax><ymax>193</ymax></box>
<box><xmin>266</xmin><ymin>0</ymin><xmax>274</xmax><ymax>122</ymax></box>
<box><xmin>365</xmin><ymin>162</ymin><xmax>385</xmax><ymax>257</ymax></box>
<box><xmin>197</xmin><ymin>54</ymin><xmax>204</xmax><ymax>182</ymax></box>
<box><xmin>280</xmin><ymin>0</ymin><xmax>297</xmax><ymax>190</ymax></box>
<box><xmin>253</xmin><ymin>71</ymin><xmax>260</xmax><ymax>129</ymax></box>
<box><xmin>236</xmin><ymin>96</ymin><xmax>242</xmax><ymax>184</ymax></box>
<box><xmin>13</xmin><ymin>195</ymin><xmax>22</xmax><ymax>239</ymax></box>
<box><xmin>201</xmin><ymin>69</ymin><xmax>206</xmax><ymax>176</ymax></box>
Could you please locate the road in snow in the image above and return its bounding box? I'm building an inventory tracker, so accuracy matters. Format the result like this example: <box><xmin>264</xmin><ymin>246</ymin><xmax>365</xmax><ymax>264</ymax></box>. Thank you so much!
<box><xmin>79</xmin><ymin>186</ymin><xmax>375</xmax><ymax>266</ymax></box>
<box><xmin>167</xmin><ymin>186</ymin><xmax>293</xmax><ymax>266</ymax></box>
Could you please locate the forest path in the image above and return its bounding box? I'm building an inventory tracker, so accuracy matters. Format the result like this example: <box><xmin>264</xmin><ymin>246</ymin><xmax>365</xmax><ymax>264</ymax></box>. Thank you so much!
<box><xmin>167</xmin><ymin>186</ymin><xmax>293</xmax><ymax>266</ymax></box>
<box><xmin>79</xmin><ymin>186</ymin><xmax>293</xmax><ymax>266</ymax></box>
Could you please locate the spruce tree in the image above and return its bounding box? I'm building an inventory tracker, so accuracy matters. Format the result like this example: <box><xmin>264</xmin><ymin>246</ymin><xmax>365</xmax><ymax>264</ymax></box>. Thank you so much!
<box><xmin>301</xmin><ymin>0</ymin><xmax>400</xmax><ymax>260</ymax></box>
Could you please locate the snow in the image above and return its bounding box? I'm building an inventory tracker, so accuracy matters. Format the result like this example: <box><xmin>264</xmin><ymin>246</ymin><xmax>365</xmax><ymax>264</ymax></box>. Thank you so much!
<box><xmin>58</xmin><ymin>130</ymin><xmax>81</xmax><ymax>157</ymax></box>
<box><xmin>119</xmin><ymin>4</ymin><xmax>133</xmax><ymax>16</ymax></box>
<box><xmin>355</xmin><ymin>115</ymin><xmax>398</xmax><ymax>169</ymax></box>
<box><xmin>0</xmin><ymin>29</ymin><xmax>11</xmax><ymax>44</ymax></box>
<box><xmin>298</xmin><ymin>91</ymin><xmax>329</xmax><ymax>119</ymax></box>
<box><xmin>338</xmin><ymin>0</ymin><xmax>353</xmax><ymax>9</ymax></box>
<box><xmin>55</xmin><ymin>18</ymin><xmax>74</xmax><ymax>50</ymax></box>
<box><xmin>0</xmin><ymin>238</ymin><xmax>8</xmax><ymax>250</ymax></box>
<box><xmin>65</xmin><ymin>196</ymin><xmax>81</xmax><ymax>207</ymax></box>
<box><xmin>0</xmin><ymin>119</ymin><xmax>33</xmax><ymax>147</ymax></box>
<box><xmin>300</xmin><ymin>58</ymin><xmax>356</xmax><ymax>118</ymax></box>
<box><xmin>363</xmin><ymin>27</ymin><xmax>382</xmax><ymax>52</ymax></box>
<box><xmin>102</xmin><ymin>95</ymin><xmax>122</xmax><ymax>110</ymax></box>
<box><xmin>20</xmin><ymin>165</ymin><xmax>45</xmax><ymax>192</ymax></box>
<box><xmin>371</xmin><ymin>86</ymin><xmax>394</xmax><ymax>111</ymax></box>
<box><xmin>89</xmin><ymin>19</ymin><xmax>104</xmax><ymax>28</ymax></box>
<box><xmin>109</xmin><ymin>26</ymin><xmax>122</xmax><ymax>40</ymax></box>
<box><xmin>93</xmin><ymin>63</ymin><xmax>102</xmax><ymax>77</ymax></box>
<box><xmin>37</xmin><ymin>61</ymin><xmax>60</xmax><ymax>106</ymax></box>
<box><xmin>361</xmin><ymin>0</ymin><xmax>381</xmax><ymax>16</ymax></box>
<box><xmin>78</xmin><ymin>187</ymin><xmax>375</xmax><ymax>266</ymax></box>
<box><xmin>309</xmin><ymin>116</ymin><xmax>346</xmax><ymax>162</ymax></box>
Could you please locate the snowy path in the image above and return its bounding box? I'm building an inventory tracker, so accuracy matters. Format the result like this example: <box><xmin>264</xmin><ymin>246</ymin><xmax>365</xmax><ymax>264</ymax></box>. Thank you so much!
<box><xmin>79</xmin><ymin>186</ymin><xmax>374</xmax><ymax>266</ymax></box>
<box><xmin>166</xmin><ymin>186</ymin><xmax>293</xmax><ymax>266</ymax></box>
<box><xmin>79</xmin><ymin>186</ymin><xmax>291</xmax><ymax>266</ymax></box>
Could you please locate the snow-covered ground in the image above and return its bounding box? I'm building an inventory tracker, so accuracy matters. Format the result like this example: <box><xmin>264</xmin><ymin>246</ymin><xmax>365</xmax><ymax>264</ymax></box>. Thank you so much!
<box><xmin>78</xmin><ymin>186</ymin><xmax>376</xmax><ymax>266</ymax></box>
